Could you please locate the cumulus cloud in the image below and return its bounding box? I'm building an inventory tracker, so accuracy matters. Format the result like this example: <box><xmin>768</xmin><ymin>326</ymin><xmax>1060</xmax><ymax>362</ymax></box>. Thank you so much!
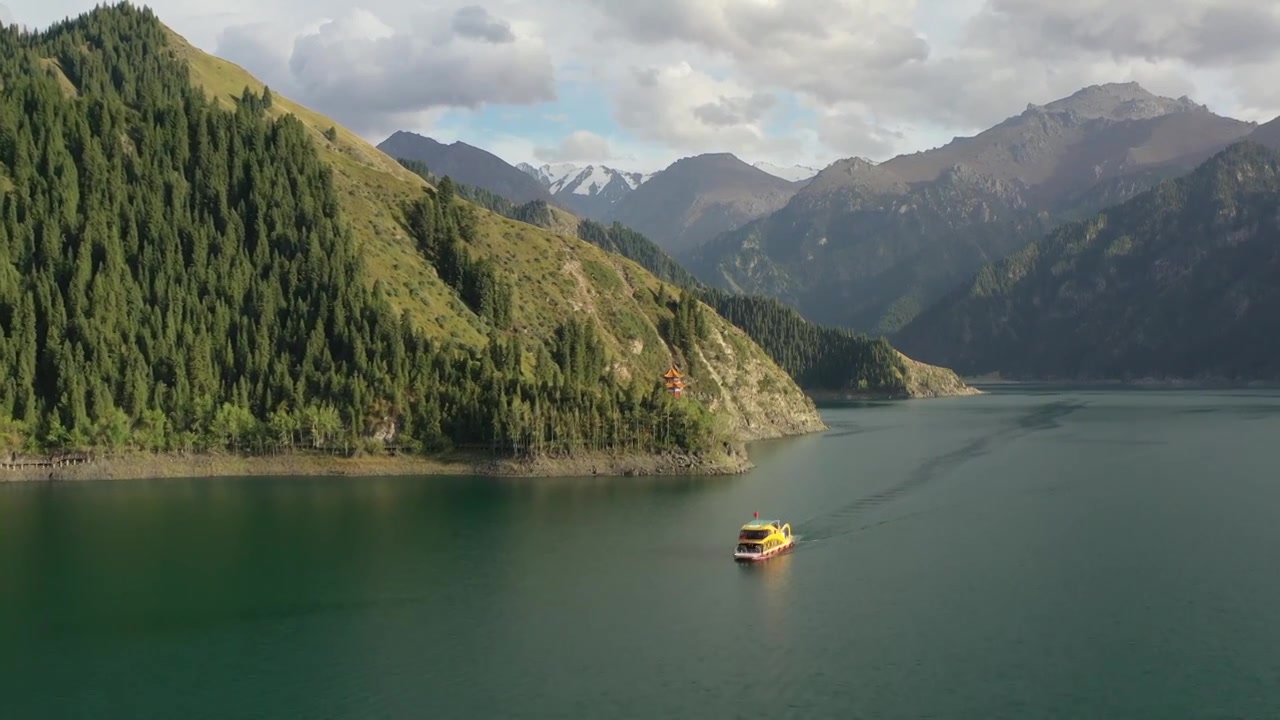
<box><xmin>585</xmin><ymin>0</ymin><xmax>930</xmax><ymax>104</ymax></box>
<box><xmin>814</xmin><ymin>105</ymin><xmax>904</xmax><ymax>159</ymax></box>
<box><xmin>216</xmin><ymin>5</ymin><xmax>554</xmax><ymax>135</ymax></box>
<box><xmin>694</xmin><ymin>93</ymin><xmax>776</xmax><ymax>127</ymax></box>
<box><xmin>972</xmin><ymin>0</ymin><xmax>1280</xmax><ymax>66</ymax></box>
<box><xmin>533</xmin><ymin>130</ymin><xmax>615</xmax><ymax>162</ymax></box>
<box><xmin>610</xmin><ymin>62</ymin><xmax>790</xmax><ymax>156</ymax></box>
<box><xmin>451</xmin><ymin>5</ymin><xmax>515</xmax><ymax>44</ymax></box>
<box><xmin>99</xmin><ymin>0</ymin><xmax>1280</xmax><ymax>167</ymax></box>
<box><xmin>580</xmin><ymin>0</ymin><xmax>1280</xmax><ymax>160</ymax></box>
<box><xmin>1228</xmin><ymin>62</ymin><xmax>1280</xmax><ymax>122</ymax></box>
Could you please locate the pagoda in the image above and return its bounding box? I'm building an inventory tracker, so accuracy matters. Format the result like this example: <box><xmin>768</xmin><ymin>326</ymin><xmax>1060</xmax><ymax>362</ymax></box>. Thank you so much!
<box><xmin>662</xmin><ymin>365</ymin><xmax>687</xmax><ymax>397</ymax></box>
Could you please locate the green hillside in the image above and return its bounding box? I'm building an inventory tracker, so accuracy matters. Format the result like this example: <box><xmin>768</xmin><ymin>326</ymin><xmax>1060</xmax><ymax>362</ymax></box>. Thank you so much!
<box><xmin>896</xmin><ymin>142</ymin><xmax>1280</xmax><ymax>380</ymax></box>
<box><xmin>391</xmin><ymin>161</ymin><xmax>975</xmax><ymax>398</ymax></box>
<box><xmin>0</xmin><ymin>3</ymin><xmax>825</xmax><ymax>463</ymax></box>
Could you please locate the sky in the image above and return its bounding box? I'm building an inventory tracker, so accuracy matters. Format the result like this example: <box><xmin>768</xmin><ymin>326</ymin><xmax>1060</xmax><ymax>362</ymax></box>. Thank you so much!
<box><xmin>6</xmin><ymin>0</ymin><xmax>1280</xmax><ymax>173</ymax></box>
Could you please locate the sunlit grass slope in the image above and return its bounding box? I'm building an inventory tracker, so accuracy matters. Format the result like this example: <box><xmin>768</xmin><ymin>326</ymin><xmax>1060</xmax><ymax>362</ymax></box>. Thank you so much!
<box><xmin>162</xmin><ymin>29</ymin><xmax>824</xmax><ymax>441</ymax></box>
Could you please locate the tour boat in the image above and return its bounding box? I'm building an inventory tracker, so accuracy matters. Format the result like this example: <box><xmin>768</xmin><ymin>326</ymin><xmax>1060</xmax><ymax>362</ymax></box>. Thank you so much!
<box><xmin>733</xmin><ymin>513</ymin><xmax>794</xmax><ymax>562</ymax></box>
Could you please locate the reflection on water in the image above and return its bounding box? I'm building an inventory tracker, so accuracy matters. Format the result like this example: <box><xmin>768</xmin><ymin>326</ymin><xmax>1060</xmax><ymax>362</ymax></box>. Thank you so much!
<box><xmin>746</xmin><ymin>551</ymin><xmax>793</xmax><ymax>618</ymax></box>
<box><xmin>734</xmin><ymin>550</ymin><xmax>795</xmax><ymax>654</ymax></box>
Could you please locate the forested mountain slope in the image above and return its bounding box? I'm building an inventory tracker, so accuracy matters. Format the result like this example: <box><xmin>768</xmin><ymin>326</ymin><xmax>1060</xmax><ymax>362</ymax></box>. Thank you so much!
<box><xmin>0</xmin><ymin>3</ymin><xmax>824</xmax><ymax>463</ymax></box>
<box><xmin>895</xmin><ymin>142</ymin><xmax>1280</xmax><ymax>380</ymax></box>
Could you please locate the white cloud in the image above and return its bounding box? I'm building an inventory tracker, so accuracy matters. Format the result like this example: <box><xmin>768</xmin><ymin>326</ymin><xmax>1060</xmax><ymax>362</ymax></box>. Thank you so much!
<box><xmin>9</xmin><ymin>0</ymin><xmax>1280</xmax><ymax>169</ymax></box>
<box><xmin>534</xmin><ymin>130</ymin><xmax>615</xmax><ymax>162</ymax></box>
<box><xmin>1228</xmin><ymin>62</ymin><xmax>1280</xmax><ymax>122</ymax></box>
<box><xmin>582</xmin><ymin>0</ymin><xmax>1280</xmax><ymax>161</ymax></box>
<box><xmin>584</xmin><ymin>0</ymin><xmax>931</xmax><ymax>105</ymax></box>
<box><xmin>215</xmin><ymin>5</ymin><xmax>555</xmax><ymax>135</ymax></box>
<box><xmin>694</xmin><ymin>93</ymin><xmax>776</xmax><ymax>127</ymax></box>
<box><xmin>610</xmin><ymin>62</ymin><xmax>789</xmax><ymax>157</ymax></box>
<box><xmin>813</xmin><ymin>103</ymin><xmax>904</xmax><ymax>160</ymax></box>
<box><xmin>971</xmin><ymin>0</ymin><xmax>1280</xmax><ymax>66</ymax></box>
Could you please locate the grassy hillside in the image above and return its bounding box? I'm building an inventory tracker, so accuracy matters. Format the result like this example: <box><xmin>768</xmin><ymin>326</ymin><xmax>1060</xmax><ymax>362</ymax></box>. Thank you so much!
<box><xmin>162</xmin><ymin>24</ymin><xmax>823</xmax><ymax>442</ymax></box>
<box><xmin>406</xmin><ymin>164</ymin><xmax>977</xmax><ymax>399</ymax></box>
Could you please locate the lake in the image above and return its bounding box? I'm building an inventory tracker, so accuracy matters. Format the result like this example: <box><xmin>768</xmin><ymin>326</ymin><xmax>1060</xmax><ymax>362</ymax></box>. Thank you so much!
<box><xmin>5</xmin><ymin>388</ymin><xmax>1280</xmax><ymax>718</ymax></box>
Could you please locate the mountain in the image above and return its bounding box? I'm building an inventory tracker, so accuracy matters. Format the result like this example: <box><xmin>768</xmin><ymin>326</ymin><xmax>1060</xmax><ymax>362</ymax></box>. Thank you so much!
<box><xmin>561</xmin><ymin>217</ymin><xmax>976</xmax><ymax>398</ymax></box>
<box><xmin>1250</xmin><ymin>116</ymin><xmax>1280</xmax><ymax>150</ymax></box>
<box><xmin>377</xmin><ymin>131</ymin><xmax>554</xmax><ymax>205</ymax></box>
<box><xmin>421</xmin><ymin>167</ymin><xmax>977</xmax><ymax>399</ymax></box>
<box><xmin>391</xmin><ymin>145</ymin><xmax>808</xmax><ymax>258</ymax></box>
<box><xmin>0</xmin><ymin>2</ymin><xmax>826</xmax><ymax>470</ymax></box>
<box><xmin>518</xmin><ymin>162</ymin><xmax>579</xmax><ymax>187</ymax></box>
<box><xmin>753</xmin><ymin>161</ymin><xmax>820</xmax><ymax>183</ymax></box>
<box><xmin>895</xmin><ymin>141</ymin><xmax>1280</xmax><ymax>380</ymax></box>
<box><xmin>608</xmin><ymin>153</ymin><xmax>804</xmax><ymax>258</ymax></box>
<box><xmin>519</xmin><ymin>163</ymin><xmax>652</xmax><ymax>220</ymax></box>
<box><xmin>691</xmin><ymin>83</ymin><xmax>1258</xmax><ymax>334</ymax></box>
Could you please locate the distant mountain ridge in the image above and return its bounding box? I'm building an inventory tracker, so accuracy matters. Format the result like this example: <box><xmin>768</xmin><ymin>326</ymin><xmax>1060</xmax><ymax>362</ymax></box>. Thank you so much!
<box><xmin>752</xmin><ymin>161</ymin><xmax>820</xmax><ymax>182</ymax></box>
<box><xmin>378</xmin><ymin>130</ymin><xmax>823</xmax><ymax>257</ymax></box>
<box><xmin>607</xmin><ymin>153</ymin><xmax>805</xmax><ymax>257</ymax></box>
<box><xmin>513</xmin><ymin>151</ymin><xmax>808</xmax><ymax>255</ymax></box>
<box><xmin>377</xmin><ymin>132</ymin><xmax>555</xmax><ymax>205</ymax></box>
<box><xmin>894</xmin><ymin>140</ymin><xmax>1280</xmax><ymax>380</ymax></box>
<box><xmin>518</xmin><ymin>162</ymin><xmax>654</xmax><ymax>219</ymax></box>
<box><xmin>691</xmin><ymin>82</ymin><xmax>1259</xmax><ymax>334</ymax></box>
<box><xmin>1249</xmin><ymin>116</ymin><xmax>1280</xmax><ymax>150</ymax></box>
<box><xmin>513</xmin><ymin>158</ymin><xmax>817</xmax><ymax>225</ymax></box>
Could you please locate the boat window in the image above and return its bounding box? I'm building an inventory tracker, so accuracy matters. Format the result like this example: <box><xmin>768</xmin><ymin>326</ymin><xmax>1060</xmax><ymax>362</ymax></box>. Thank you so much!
<box><xmin>740</xmin><ymin>529</ymin><xmax>770</xmax><ymax>540</ymax></box>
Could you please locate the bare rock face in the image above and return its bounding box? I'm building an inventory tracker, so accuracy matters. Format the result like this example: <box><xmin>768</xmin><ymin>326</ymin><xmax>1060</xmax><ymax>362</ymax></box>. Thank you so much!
<box><xmin>897</xmin><ymin>353</ymin><xmax>983</xmax><ymax>399</ymax></box>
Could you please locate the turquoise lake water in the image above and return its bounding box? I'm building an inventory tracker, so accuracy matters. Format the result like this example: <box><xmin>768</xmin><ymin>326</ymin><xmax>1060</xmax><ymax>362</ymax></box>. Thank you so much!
<box><xmin>4</xmin><ymin>388</ymin><xmax>1280</xmax><ymax>718</ymax></box>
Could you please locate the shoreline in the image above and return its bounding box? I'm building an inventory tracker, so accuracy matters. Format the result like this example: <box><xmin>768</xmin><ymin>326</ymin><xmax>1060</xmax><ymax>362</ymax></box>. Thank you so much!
<box><xmin>0</xmin><ymin>446</ymin><xmax>755</xmax><ymax>484</ymax></box>
<box><xmin>964</xmin><ymin>376</ymin><xmax>1280</xmax><ymax>390</ymax></box>
<box><xmin>0</xmin><ymin>386</ymin><xmax>985</xmax><ymax>485</ymax></box>
<box><xmin>805</xmin><ymin>386</ymin><xmax>985</xmax><ymax>402</ymax></box>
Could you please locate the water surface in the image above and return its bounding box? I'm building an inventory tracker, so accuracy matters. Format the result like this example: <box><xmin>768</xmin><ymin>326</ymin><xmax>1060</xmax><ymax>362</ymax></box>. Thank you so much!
<box><xmin>4</xmin><ymin>389</ymin><xmax>1280</xmax><ymax>718</ymax></box>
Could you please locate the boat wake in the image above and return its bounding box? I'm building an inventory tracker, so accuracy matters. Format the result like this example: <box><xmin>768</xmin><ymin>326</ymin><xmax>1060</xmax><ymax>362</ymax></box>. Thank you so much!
<box><xmin>790</xmin><ymin>399</ymin><xmax>1087</xmax><ymax>550</ymax></box>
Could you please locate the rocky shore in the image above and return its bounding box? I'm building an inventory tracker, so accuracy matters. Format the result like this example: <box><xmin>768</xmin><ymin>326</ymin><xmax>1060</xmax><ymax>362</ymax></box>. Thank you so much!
<box><xmin>0</xmin><ymin>445</ymin><xmax>754</xmax><ymax>483</ymax></box>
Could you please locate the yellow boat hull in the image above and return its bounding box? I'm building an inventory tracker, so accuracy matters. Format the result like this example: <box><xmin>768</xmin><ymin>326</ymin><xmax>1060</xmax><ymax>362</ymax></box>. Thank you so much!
<box><xmin>733</xmin><ymin>538</ymin><xmax>794</xmax><ymax>562</ymax></box>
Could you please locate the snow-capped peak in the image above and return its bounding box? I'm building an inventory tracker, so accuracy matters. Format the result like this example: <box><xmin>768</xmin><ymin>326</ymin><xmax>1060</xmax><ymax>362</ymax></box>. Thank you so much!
<box><xmin>551</xmin><ymin>165</ymin><xmax>649</xmax><ymax>198</ymax></box>
<box><xmin>517</xmin><ymin>161</ymin><xmax>657</xmax><ymax>217</ymax></box>
<box><xmin>752</xmin><ymin>161</ymin><xmax>819</xmax><ymax>183</ymax></box>
<box><xmin>518</xmin><ymin>162</ymin><xmax>583</xmax><ymax>187</ymax></box>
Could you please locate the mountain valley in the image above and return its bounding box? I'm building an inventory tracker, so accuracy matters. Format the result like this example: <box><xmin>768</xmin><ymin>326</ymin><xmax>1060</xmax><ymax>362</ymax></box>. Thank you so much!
<box><xmin>378</xmin><ymin>82</ymin><xmax>1280</xmax><ymax>385</ymax></box>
